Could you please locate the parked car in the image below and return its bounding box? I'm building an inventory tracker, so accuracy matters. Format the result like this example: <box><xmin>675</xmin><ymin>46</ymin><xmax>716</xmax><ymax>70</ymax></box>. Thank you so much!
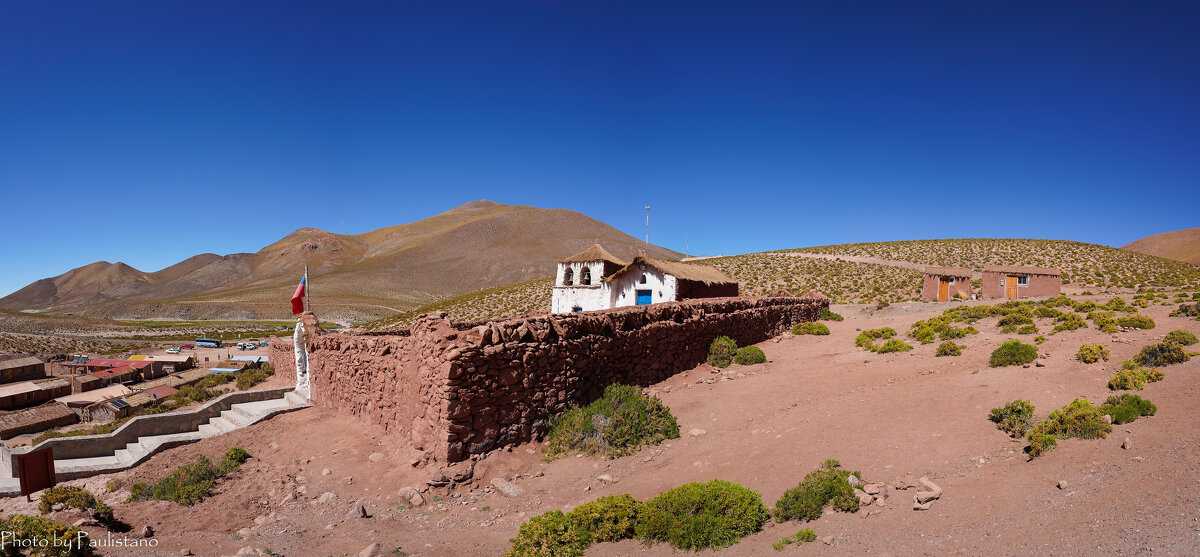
<box><xmin>180</xmin><ymin>344</ymin><xmax>194</xmax><ymax>349</ymax></box>
<box><xmin>258</xmin><ymin>341</ymin><xmax>269</xmax><ymax>347</ymax></box>
<box><xmin>166</xmin><ymin>347</ymin><xmax>181</xmax><ymax>354</ymax></box>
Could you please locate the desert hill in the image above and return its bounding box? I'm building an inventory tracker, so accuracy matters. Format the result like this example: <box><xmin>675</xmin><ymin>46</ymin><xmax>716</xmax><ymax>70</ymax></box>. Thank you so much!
<box><xmin>1121</xmin><ymin>228</ymin><xmax>1200</xmax><ymax>265</ymax></box>
<box><xmin>0</xmin><ymin>201</ymin><xmax>681</xmax><ymax>321</ymax></box>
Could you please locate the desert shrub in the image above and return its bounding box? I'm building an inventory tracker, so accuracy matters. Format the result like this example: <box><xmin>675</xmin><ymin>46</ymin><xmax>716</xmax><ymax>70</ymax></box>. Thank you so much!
<box><xmin>1164</xmin><ymin>329</ymin><xmax>1199</xmax><ymax>346</ymax></box>
<box><xmin>989</xmin><ymin>340</ymin><xmax>1038</xmax><ymax>367</ymax></box>
<box><xmin>854</xmin><ymin>327</ymin><xmax>896</xmax><ymax>350</ymax></box>
<box><xmin>1072</xmin><ymin>301</ymin><xmax>1099</xmax><ymax>313</ymax></box>
<box><xmin>1106</xmin><ymin>366</ymin><xmax>1164</xmax><ymax>390</ymax></box>
<box><xmin>0</xmin><ymin>515</ymin><xmax>96</xmax><ymax>556</ymax></box>
<box><xmin>235</xmin><ymin>370</ymin><xmax>268</xmax><ymax>390</ymax></box>
<box><xmin>636</xmin><ymin>479</ymin><xmax>769</xmax><ymax>551</ymax></box>
<box><xmin>819</xmin><ymin>308</ymin><xmax>844</xmax><ymax>321</ymax></box>
<box><xmin>126</xmin><ymin>448</ymin><xmax>251</xmax><ymax>506</ymax></box>
<box><xmin>792</xmin><ymin>322</ymin><xmax>830</xmax><ymax>336</ymax></box>
<box><xmin>773</xmin><ymin>527</ymin><xmax>817</xmax><ymax>550</ymax></box>
<box><xmin>909</xmin><ymin>325</ymin><xmax>936</xmax><ymax>344</ymax></box>
<box><xmin>707</xmin><ymin>336</ymin><xmax>738</xmax><ymax>368</ymax></box>
<box><xmin>1116</xmin><ymin>315</ymin><xmax>1156</xmax><ymax>330</ymax></box>
<box><xmin>998</xmin><ymin>313</ymin><xmax>1033</xmax><ymax>328</ymax></box>
<box><xmin>1171</xmin><ymin>302</ymin><xmax>1200</xmax><ymax>319</ymax></box>
<box><xmin>1034</xmin><ymin>335</ymin><xmax>1047</xmax><ymax>345</ymax></box>
<box><xmin>988</xmin><ymin>399</ymin><xmax>1035</xmax><ymax>437</ymax></box>
<box><xmin>105</xmin><ymin>479</ymin><xmax>122</xmax><ymax>493</ymax></box>
<box><xmin>773</xmin><ymin>459</ymin><xmax>860</xmax><ymax>523</ymax></box>
<box><xmin>1099</xmin><ymin>394</ymin><xmax>1156</xmax><ymax>425</ymax></box>
<box><xmin>545</xmin><ymin>384</ymin><xmax>679</xmax><ymax>460</ymax></box>
<box><xmin>39</xmin><ymin>486</ymin><xmax>115</xmax><ymax>527</ymax></box>
<box><xmin>1076</xmin><ymin>344</ymin><xmax>1110</xmax><ymax>364</ymax></box>
<box><xmin>1105</xmin><ymin>297</ymin><xmax>1128</xmax><ymax>311</ymax></box>
<box><xmin>1133</xmin><ymin>342</ymin><xmax>1191</xmax><ymax>367</ymax></box>
<box><xmin>1017</xmin><ymin>324</ymin><xmax>1038</xmax><ymax>335</ymax></box>
<box><xmin>1025</xmin><ymin>398</ymin><xmax>1112</xmax><ymax>459</ymax></box>
<box><xmin>195</xmin><ymin>373</ymin><xmax>235</xmax><ymax>389</ymax></box>
<box><xmin>566</xmin><ymin>494</ymin><xmax>642</xmax><ymax>545</ymax></box>
<box><xmin>734</xmin><ymin>346</ymin><xmax>766</xmax><ymax>365</ymax></box>
<box><xmin>506</xmin><ymin>510</ymin><xmax>589</xmax><ymax>557</ymax></box>
<box><xmin>935</xmin><ymin>341</ymin><xmax>963</xmax><ymax>357</ymax></box>
<box><xmin>1035</xmin><ymin>306</ymin><xmax>1063</xmax><ymax>318</ymax></box>
<box><xmin>1052</xmin><ymin>313</ymin><xmax>1087</xmax><ymax>333</ymax></box>
<box><xmin>875</xmin><ymin>339</ymin><xmax>913</xmax><ymax>353</ymax></box>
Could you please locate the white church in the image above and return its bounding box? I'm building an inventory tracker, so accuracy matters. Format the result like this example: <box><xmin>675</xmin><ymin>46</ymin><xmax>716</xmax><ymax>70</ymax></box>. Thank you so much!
<box><xmin>550</xmin><ymin>244</ymin><xmax>739</xmax><ymax>313</ymax></box>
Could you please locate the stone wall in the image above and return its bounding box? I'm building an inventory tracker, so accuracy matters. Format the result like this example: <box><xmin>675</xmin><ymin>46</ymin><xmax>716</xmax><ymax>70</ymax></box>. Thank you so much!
<box><xmin>269</xmin><ymin>294</ymin><xmax>827</xmax><ymax>463</ymax></box>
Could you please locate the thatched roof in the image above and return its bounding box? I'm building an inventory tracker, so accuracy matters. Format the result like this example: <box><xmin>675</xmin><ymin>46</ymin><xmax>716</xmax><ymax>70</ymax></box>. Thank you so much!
<box><xmin>924</xmin><ymin>266</ymin><xmax>972</xmax><ymax>277</ymax></box>
<box><xmin>0</xmin><ymin>356</ymin><xmax>43</xmax><ymax>371</ymax></box>
<box><xmin>603</xmin><ymin>256</ymin><xmax>737</xmax><ymax>286</ymax></box>
<box><xmin>982</xmin><ymin>265</ymin><xmax>1061</xmax><ymax>276</ymax></box>
<box><xmin>559</xmin><ymin>244</ymin><xmax>627</xmax><ymax>266</ymax></box>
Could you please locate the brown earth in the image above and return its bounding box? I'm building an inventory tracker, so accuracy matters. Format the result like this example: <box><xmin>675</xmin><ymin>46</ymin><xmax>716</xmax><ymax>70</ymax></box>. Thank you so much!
<box><xmin>0</xmin><ymin>201</ymin><xmax>682</xmax><ymax>321</ymax></box>
<box><xmin>1122</xmin><ymin>228</ymin><xmax>1200</xmax><ymax>266</ymax></box>
<box><xmin>4</xmin><ymin>298</ymin><xmax>1199</xmax><ymax>556</ymax></box>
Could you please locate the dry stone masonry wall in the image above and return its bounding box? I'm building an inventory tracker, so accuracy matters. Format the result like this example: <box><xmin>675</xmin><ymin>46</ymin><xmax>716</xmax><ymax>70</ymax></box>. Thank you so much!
<box><xmin>270</xmin><ymin>294</ymin><xmax>827</xmax><ymax>462</ymax></box>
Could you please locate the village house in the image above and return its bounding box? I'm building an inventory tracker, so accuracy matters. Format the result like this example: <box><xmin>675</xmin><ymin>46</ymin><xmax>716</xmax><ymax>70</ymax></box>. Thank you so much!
<box><xmin>551</xmin><ymin>244</ymin><xmax>738</xmax><ymax>313</ymax></box>
<box><xmin>922</xmin><ymin>266</ymin><xmax>973</xmax><ymax>301</ymax></box>
<box><xmin>982</xmin><ymin>265</ymin><xmax>1062</xmax><ymax>299</ymax></box>
<box><xmin>0</xmin><ymin>356</ymin><xmax>46</xmax><ymax>384</ymax></box>
<box><xmin>0</xmin><ymin>378</ymin><xmax>71</xmax><ymax>411</ymax></box>
<box><xmin>0</xmin><ymin>403</ymin><xmax>78</xmax><ymax>440</ymax></box>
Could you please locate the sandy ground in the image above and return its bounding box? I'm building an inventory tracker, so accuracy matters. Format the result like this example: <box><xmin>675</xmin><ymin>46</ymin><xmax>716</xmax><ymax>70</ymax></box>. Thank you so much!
<box><xmin>3</xmin><ymin>298</ymin><xmax>1199</xmax><ymax>556</ymax></box>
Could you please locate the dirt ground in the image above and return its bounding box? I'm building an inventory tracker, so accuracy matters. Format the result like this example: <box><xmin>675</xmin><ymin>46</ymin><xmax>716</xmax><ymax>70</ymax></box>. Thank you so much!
<box><xmin>3</xmin><ymin>298</ymin><xmax>1199</xmax><ymax>556</ymax></box>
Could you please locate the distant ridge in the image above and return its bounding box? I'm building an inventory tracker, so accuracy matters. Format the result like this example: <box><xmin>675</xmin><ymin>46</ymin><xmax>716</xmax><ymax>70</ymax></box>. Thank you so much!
<box><xmin>1121</xmin><ymin>228</ymin><xmax>1200</xmax><ymax>266</ymax></box>
<box><xmin>0</xmin><ymin>201</ymin><xmax>683</xmax><ymax>320</ymax></box>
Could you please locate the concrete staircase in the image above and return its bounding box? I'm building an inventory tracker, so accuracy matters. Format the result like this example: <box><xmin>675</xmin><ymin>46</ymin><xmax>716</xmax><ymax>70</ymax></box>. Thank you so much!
<box><xmin>0</xmin><ymin>388</ymin><xmax>310</xmax><ymax>496</ymax></box>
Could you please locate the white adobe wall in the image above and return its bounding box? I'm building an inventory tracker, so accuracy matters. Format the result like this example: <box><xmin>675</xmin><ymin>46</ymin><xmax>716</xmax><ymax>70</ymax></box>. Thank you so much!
<box><xmin>609</xmin><ymin>267</ymin><xmax>677</xmax><ymax>308</ymax></box>
<box><xmin>551</xmin><ymin>262</ymin><xmax>612</xmax><ymax>313</ymax></box>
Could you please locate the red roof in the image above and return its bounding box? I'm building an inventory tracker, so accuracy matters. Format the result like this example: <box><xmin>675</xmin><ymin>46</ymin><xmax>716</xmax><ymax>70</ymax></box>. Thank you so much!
<box><xmin>141</xmin><ymin>385</ymin><xmax>178</xmax><ymax>400</ymax></box>
<box><xmin>93</xmin><ymin>365</ymin><xmax>139</xmax><ymax>378</ymax></box>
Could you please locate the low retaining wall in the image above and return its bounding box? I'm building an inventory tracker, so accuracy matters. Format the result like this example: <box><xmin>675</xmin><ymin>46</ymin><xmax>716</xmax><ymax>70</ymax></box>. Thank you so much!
<box><xmin>270</xmin><ymin>294</ymin><xmax>827</xmax><ymax>462</ymax></box>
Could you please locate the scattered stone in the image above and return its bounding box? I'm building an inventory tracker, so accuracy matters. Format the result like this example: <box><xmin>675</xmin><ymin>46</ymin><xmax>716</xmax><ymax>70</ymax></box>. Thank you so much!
<box><xmin>72</xmin><ymin>519</ymin><xmax>99</xmax><ymax>528</ymax></box>
<box><xmin>449</xmin><ymin>461</ymin><xmax>475</xmax><ymax>483</ymax></box>
<box><xmin>863</xmin><ymin>483</ymin><xmax>881</xmax><ymax>495</ymax></box>
<box><xmin>368</xmin><ymin>452</ymin><xmax>385</xmax><ymax>463</ymax></box>
<box><xmin>321</xmin><ymin>468</ymin><xmax>331</xmax><ymax>476</ymax></box>
<box><xmin>399</xmin><ymin>487</ymin><xmax>425</xmax><ymax>507</ymax></box>
<box><xmin>140</xmin><ymin>525</ymin><xmax>154</xmax><ymax>537</ymax></box>
<box><xmin>360</xmin><ymin>543</ymin><xmax>400</xmax><ymax>557</ymax></box>
<box><xmin>821</xmin><ymin>535</ymin><xmax>833</xmax><ymax>545</ymax></box>
<box><xmin>913</xmin><ymin>499</ymin><xmax>934</xmax><ymax>511</ymax></box>
<box><xmin>1057</xmin><ymin>480</ymin><xmax>1069</xmax><ymax>490</ymax></box>
<box><xmin>688</xmin><ymin>428</ymin><xmax>707</xmax><ymax>437</ymax></box>
<box><xmin>280</xmin><ymin>494</ymin><xmax>295</xmax><ymax>505</ymax></box>
<box><xmin>347</xmin><ymin>504</ymin><xmax>368</xmax><ymax>519</ymax></box>
<box><xmin>1035</xmin><ymin>361</ymin><xmax>1045</xmax><ymax>367</ymax></box>
<box><xmin>317</xmin><ymin>491</ymin><xmax>338</xmax><ymax>503</ymax></box>
<box><xmin>410</xmin><ymin>458</ymin><xmax>422</xmax><ymax>467</ymax></box>
<box><xmin>1103</xmin><ymin>415</ymin><xmax>1113</xmax><ymax>424</ymax></box>
<box><xmin>1122</xmin><ymin>437</ymin><xmax>1132</xmax><ymax>450</ymax></box>
<box><xmin>1132</xmin><ymin>456</ymin><xmax>1145</xmax><ymax>462</ymax></box>
<box><xmin>180</xmin><ymin>550</ymin><xmax>193</xmax><ymax>556</ymax></box>
<box><xmin>918</xmin><ymin>477</ymin><xmax>942</xmax><ymax>494</ymax></box>
<box><xmin>847</xmin><ymin>475</ymin><xmax>860</xmax><ymax>487</ymax></box>
<box><xmin>858</xmin><ymin>509</ymin><xmax>869</xmax><ymax>518</ymax></box>
<box><xmin>854</xmin><ymin>488</ymin><xmax>873</xmax><ymax>506</ymax></box>
<box><xmin>254</xmin><ymin>515</ymin><xmax>270</xmax><ymax>526</ymax></box>
<box><xmin>915</xmin><ymin>491</ymin><xmax>940</xmax><ymax>504</ymax></box>
<box><xmin>597</xmin><ymin>474</ymin><xmax>614</xmax><ymax>483</ymax></box>
<box><xmin>325</xmin><ymin>524</ymin><xmax>336</xmax><ymax>530</ymax></box>
<box><xmin>426</xmin><ymin>468</ymin><xmax>450</xmax><ymax>487</ymax></box>
<box><xmin>268</xmin><ymin>442</ymin><xmax>279</xmax><ymax>450</ymax></box>
<box><xmin>491</xmin><ymin>478</ymin><xmax>524</xmax><ymax>498</ymax></box>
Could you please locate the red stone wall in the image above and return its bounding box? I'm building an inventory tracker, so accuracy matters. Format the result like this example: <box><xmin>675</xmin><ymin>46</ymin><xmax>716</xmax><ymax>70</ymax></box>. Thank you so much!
<box><xmin>270</xmin><ymin>294</ymin><xmax>828</xmax><ymax>463</ymax></box>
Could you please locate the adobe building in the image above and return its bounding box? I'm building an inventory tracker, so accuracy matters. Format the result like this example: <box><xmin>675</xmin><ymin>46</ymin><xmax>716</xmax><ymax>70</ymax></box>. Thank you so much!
<box><xmin>982</xmin><ymin>265</ymin><xmax>1061</xmax><ymax>299</ymax></box>
<box><xmin>0</xmin><ymin>356</ymin><xmax>46</xmax><ymax>384</ymax></box>
<box><xmin>922</xmin><ymin>266</ymin><xmax>973</xmax><ymax>301</ymax></box>
<box><xmin>551</xmin><ymin>244</ymin><xmax>738</xmax><ymax>313</ymax></box>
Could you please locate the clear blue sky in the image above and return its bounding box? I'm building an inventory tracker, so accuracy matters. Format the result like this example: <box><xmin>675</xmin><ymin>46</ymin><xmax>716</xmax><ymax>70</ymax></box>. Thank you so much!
<box><xmin>2</xmin><ymin>1</ymin><xmax>1197</xmax><ymax>297</ymax></box>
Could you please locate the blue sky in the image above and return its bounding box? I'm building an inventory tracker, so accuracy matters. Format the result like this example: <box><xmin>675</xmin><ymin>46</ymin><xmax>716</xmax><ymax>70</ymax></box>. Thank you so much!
<box><xmin>1</xmin><ymin>1</ymin><xmax>1197</xmax><ymax>297</ymax></box>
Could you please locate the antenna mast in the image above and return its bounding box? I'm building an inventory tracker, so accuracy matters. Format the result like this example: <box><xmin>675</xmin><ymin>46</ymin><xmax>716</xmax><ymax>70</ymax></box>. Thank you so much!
<box><xmin>644</xmin><ymin>205</ymin><xmax>650</xmax><ymax>246</ymax></box>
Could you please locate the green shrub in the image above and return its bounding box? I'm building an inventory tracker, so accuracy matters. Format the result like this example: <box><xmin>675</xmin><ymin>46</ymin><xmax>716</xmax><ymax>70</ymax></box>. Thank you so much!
<box><xmin>505</xmin><ymin>510</ymin><xmax>589</xmax><ymax>557</ymax></box>
<box><xmin>792</xmin><ymin>322</ymin><xmax>829</xmax><ymax>336</ymax></box>
<box><xmin>1116</xmin><ymin>315</ymin><xmax>1156</xmax><ymax>330</ymax></box>
<box><xmin>0</xmin><ymin>515</ymin><xmax>96</xmax><ymax>556</ymax></box>
<box><xmin>235</xmin><ymin>370</ymin><xmax>268</xmax><ymax>390</ymax></box>
<box><xmin>819</xmin><ymin>308</ymin><xmax>844</xmax><ymax>321</ymax></box>
<box><xmin>545</xmin><ymin>384</ymin><xmax>679</xmax><ymax>460</ymax></box>
<box><xmin>773</xmin><ymin>527</ymin><xmax>817</xmax><ymax>550</ymax></box>
<box><xmin>998</xmin><ymin>313</ymin><xmax>1033</xmax><ymax>327</ymax></box>
<box><xmin>1034</xmin><ymin>335</ymin><xmax>1046</xmax><ymax>345</ymax></box>
<box><xmin>909</xmin><ymin>325</ymin><xmax>936</xmax><ymax>344</ymax></box>
<box><xmin>1076</xmin><ymin>344</ymin><xmax>1110</xmax><ymax>364</ymax></box>
<box><xmin>1105</xmin><ymin>297</ymin><xmax>1127</xmax><ymax>311</ymax></box>
<box><xmin>1099</xmin><ymin>394</ymin><xmax>1156</xmax><ymax>425</ymax></box>
<box><xmin>126</xmin><ymin>448</ymin><xmax>251</xmax><ymax>506</ymax></box>
<box><xmin>734</xmin><ymin>346</ymin><xmax>766</xmax><ymax>365</ymax></box>
<box><xmin>989</xmin><ymin>340</ymin><xmax>1038</xmax><ymax>367</ymax></box>
<box><xmin>1171</xmin><ymin>302</ymin><xmax>1200</xmax><ymax>318</ymax></box>
<box><xmin>773</xmin><ymin>459</ymin><xmax>860</xmax><ymax>523</ymax></box>
<box><xmin>636</xmin><ymin>479</ymin><xmax>769</xmax><ymax>551</ymax></box>
<box><xmin>1106</xmin><ymin>366</ymin><xmax>1164</xmax><ymax>390</ymax></box>
<box><xmin>39</xmin><ymin>486</ymin><xmax>115</xmax><ymax>527</ymax></box>
<box><xmin>1025</xmin><ymin>398</ymin><xmax>1112</xmax><ymax>459</ymax></box>
<box><xmin>105</xmin><ymin>479</ymin><xmax>122</xmax><ymax>493</ymax></box>
<box><xmin>1134</xmin><ymin>342</ymin><xmax>1191</xmax><ymax>367</ymax></box>
<box><xmin>988</xmin><ymin>399</ymin><xmax>1035</xmax><ymax>437</ymax></box>
<box><xmin>935</xmin><ymin>341</ymin><xmax>963</xmax><ymax>357</ymax></box>
<box><xmin>1035</xmin><ymin>306</ymin><xmax>1063</xmax><ymax>318</ymax></box>
<box><xmin>566</xmin><ymin>494</ymin><xmax>642</xmax><ymax>545</ymax></box>
<box><xmin>1052</xmin><ymin>313</ymin><xmax>1087</xmax><ymax>333</ymax></box>
<box><xmin>854</xmin><ymin>327</ymin><xmax>896</xmax><ymax>350</ymax></box>
<box><xmin>875</xmin><ymin>339</ymin><xmax>914</xmax><ymax>353</ymax></box>
<box><xmin>707</xmin><ymin>336</ymin><xmax>738</xmax><ymax>368</ymax></box>
<box><xmin>1164</xmin><ymin>329</ymin><xmax>1199</xmax><ymax>346</ymax></box>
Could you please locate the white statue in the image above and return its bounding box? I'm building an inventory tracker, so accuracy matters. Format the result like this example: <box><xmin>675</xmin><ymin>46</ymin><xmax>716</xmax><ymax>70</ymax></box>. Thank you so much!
<box><xmin>293</xmin><ymin>312</ymin><xmax>316</xmax><ymax>399</ymax></box>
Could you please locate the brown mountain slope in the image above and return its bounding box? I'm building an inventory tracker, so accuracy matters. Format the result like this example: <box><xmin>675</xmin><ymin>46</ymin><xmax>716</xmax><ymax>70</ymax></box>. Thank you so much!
<box><xmin>1121</xmin><ymin>228</ymin><xmax>1200</xmax><ymax>265</ymax></box>
<box><xmin>0</xmin><ymin>201</ymin><xmax>681</xmax><ymax>320</ymax></box>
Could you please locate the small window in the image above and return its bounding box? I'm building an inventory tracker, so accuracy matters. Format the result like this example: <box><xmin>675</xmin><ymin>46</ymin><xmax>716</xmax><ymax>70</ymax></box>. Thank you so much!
<box><xmin>572</xmin><ymin>306</ymin><xmax>582</xmax><ymax>313</ymax></box>
<box><xmin>948</xmin><ymin>278</ymin><xmax>955</xmax><ymax>284</ymax></box>
<box><xmin>562</xmin><ymin>268</ymin><xmax>573</xmax><ymax>286</ymax></box>
<box><xmin>581</xmin><ymin>267</ymin><xmax>591</xmax><ymax>285</ymax></box>
<box><xmin>1017</xmin><ymin>276</ymin><xmax>1029</xmax><ymax>286</ymax></box>
<box><xmin>639</xmin><ymin>273</ymin><xmax>647</xmax><ymax>284</ymax></box>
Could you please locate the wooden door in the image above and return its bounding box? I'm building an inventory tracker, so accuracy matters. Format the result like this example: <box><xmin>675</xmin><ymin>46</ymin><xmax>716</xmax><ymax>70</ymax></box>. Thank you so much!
<box><xmin>1005</xmin><ymin>276</ymin><xmax>1019</xmax><ymax>299</ymax></box>
<box><xmin>938</xmin><ymin>279</ymin><xmax>949</xmax><ymax>302</ymax></box>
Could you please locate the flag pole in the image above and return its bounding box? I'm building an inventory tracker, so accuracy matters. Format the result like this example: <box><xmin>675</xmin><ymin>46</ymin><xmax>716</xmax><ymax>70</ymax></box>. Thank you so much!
<box><xmin>305</xmin><ymin>265</ymin><xmax>310</xmax><ymax>313</ymax></box>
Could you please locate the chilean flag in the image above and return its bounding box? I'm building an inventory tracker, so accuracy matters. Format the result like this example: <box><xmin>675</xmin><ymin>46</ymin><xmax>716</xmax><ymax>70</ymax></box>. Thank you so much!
<box><xmin>291</xmin><ymin>274</ymin><xmax>307</xmax><ymax>315</ymax></box>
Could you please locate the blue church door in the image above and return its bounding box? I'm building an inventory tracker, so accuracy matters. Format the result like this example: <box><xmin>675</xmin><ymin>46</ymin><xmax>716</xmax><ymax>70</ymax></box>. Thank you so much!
<box><xmin>636</xmin><ymin>290</ymin><xmax>652</xmax><ymax>305</ymax></box>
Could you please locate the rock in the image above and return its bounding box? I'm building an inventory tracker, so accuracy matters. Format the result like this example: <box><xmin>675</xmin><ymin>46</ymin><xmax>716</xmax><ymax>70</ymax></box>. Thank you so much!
<box><xmin>254</xmin><ymin>515</ymin><xmax>271</xmax><ymax>526</ymax></box>
<box><xmin>368</xmin><ymin>452</ymin><xmax>385</xmax><ymax>463</ymax></box>
<box><xmin>1035</xmin><ymin>361</ymin><xmax>1045</xmax><ymax>367</ymax></box>
<box><xmin>360</xmin><ymin>543</ymin><xmax>400</xmax><ymax>557</ymax></box>
<box><xmin>317</xmin><ymin>491</ymin><xmax>338</xmax><ymax>503</ymax></box>
<box><xmin>821</xmin><ymin>535</ymin><xmax>833</xmax><ymax>545</ymax></box>
<box><xmin>180</xmin><ymin>550</ymin><xmax>193</xmax><ymax>556</ymax></box>
<box><xmin>858</xmin><ymin>509</ymin><xmax>869</xmax><ymax>518</ymax></box>
<box><xmin>449</xmin><ymin>461</ymin><xmax>475</xmax><ymax>483</ymax></box>
<box><xmin>597</xmin><ymin>474</ymin><xmax>614</xmax><ymax>483</ymax></box>
<box><xmin>854</xmin><ymin>488</ymin><xmax>873</xmax><ymax>506</ymax></box>
<box><xmin>490</xmin><ymin>478</ymin><xmax>524</xmax><ymax>498</ymax></box>
<box><xmin>280</xmin><ymin>493</ymin><xmax>295</xmax><ymax>505</ymax></box>
<box><xmin>847</xmin><ymin>475</ymin><xmax>860</xmax><ymax>487</ymax></box>
<box><xmin>1122</xmin><ymin>437</ymin><xmax>1132</xmax><ymax>450</ymax></box>
<box><xmin>915</xmin><ymin>491</ymin><xmax>940</xmax><ymax>504</ymax></box>
<box><xmin>1057</xmin><ymin>480</ymin><xmax>1069</xmax><ymax>490</ymax></box>
<box><xmin>72</xmin><ymin>518</ymin><xmax>100</xmax><ymax>528</ymax></box>
<box><xmin>913</xmin><ymin>499</ymin><xmax>934</xmax><ymax>511</ymax></box>
<box><xmin>398</xmin><ymin>487</ymin><xmax>425</xmax><ymax>507</ymax></box>
<box><xmin>426</xmin><ymin>467</ymin><xmax>450</xmax><ymax>487</ymax></box>
<box><xmin>141</xmin><ymin>525</ymin><xmax>154</xmax><ymax>537</ymax></box>
<box><xmin>863</xmin><ymin>483</ymin><xmax>881</xmax><ymax>495</ymax></box>
<box><xmin>347</xmin><ymin>504</ymin><xmax>368</xmax><ymax>518</ymax></box>
<box><xmin>1132</xmin><ymin>456</ymin><xmax>1145</xmax><ymax>462</ymax></box>
<box><xmin>237</xmin><ymin>527</ymin><xmax>253</xmax><ymax>537</ymax></box>
<box><xmin>918</xmin><ymin>477</ymin><xmax>942</xmax><ymax>494</ymax></box>
<box><xmin>321</xmin><ymin>468</ymin><xmax>331</xmax><ymax>476</ymax></box>
<box><xmin>1103</xmin><ymin>415</ymin><xmax>1113</xmax><ymax>424</ymax></box>
<box><xmin>688</xmin><ymin>428</ymin><xmax>707</xmax><ymax>437</ymax></box>
<box><xmin>268</xmin><ymin>442</ymin><xmax>279</xmax><ymax>450</ymax></box>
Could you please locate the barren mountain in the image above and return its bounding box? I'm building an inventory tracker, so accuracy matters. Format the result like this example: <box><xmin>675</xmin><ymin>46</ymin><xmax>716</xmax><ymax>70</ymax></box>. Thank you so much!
<box><xmin>1121</xmin><ymin>228</ymin><xmax>1200</xmax><ymax>265</ymax></box>
<box><xmin>0</xmin><ymin>201</ymin><xmax>681</xmax><ymax>320</ymax></box>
